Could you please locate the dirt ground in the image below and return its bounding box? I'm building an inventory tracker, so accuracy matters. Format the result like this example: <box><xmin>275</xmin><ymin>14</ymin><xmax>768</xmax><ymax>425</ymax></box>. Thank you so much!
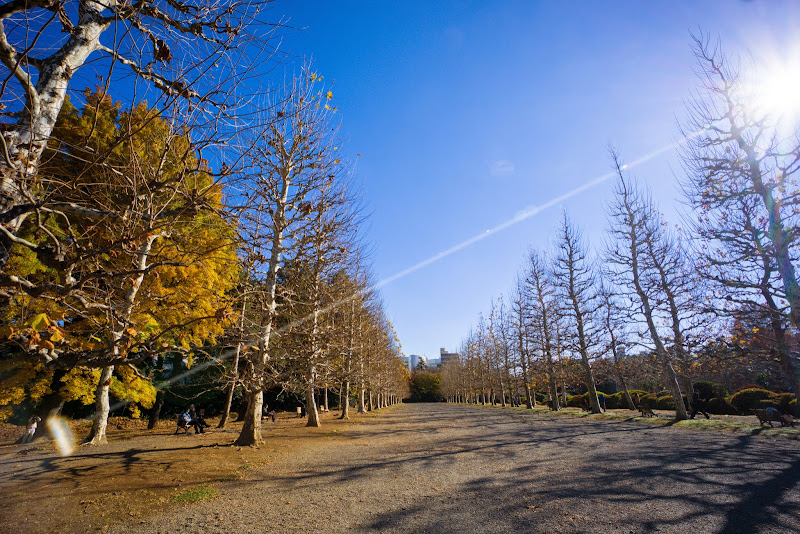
<box><xmin>0</xmin><ymin>405</ymin><xmax>798</xmax><ymax>533</ymax></box>
<box><xmin>0</xmin><ymin>409</ymin><xmax>363</xmax><ymax>534</ymax></box>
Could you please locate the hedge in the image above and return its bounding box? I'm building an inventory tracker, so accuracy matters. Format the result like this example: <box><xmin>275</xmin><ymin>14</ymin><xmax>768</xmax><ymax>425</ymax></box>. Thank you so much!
<box><xmin>707</xmin><ymin>397</ymin><xmax>738</xmax><ymax>415</ymax></box>
<box><xmin>692</xmin><ymin>380</ymin><xmax>728</xmax><ymax>400</ymax></box>
<box><xmin>656</xmin><ymin>395</ymin><xmax>675</xmax><ymax>410</ymax></box>
<box><xmin>729</xmin><ymin>388</ymin><xmax>773</xmax><ymax>413</ymax></box>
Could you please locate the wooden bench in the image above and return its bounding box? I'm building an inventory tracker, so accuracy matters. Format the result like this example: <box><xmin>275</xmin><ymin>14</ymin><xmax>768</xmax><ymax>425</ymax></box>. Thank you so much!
<box><xmin>753</xmin><ymin>408</ymin><xmax>794</xmax><ymax>427</ymax></box>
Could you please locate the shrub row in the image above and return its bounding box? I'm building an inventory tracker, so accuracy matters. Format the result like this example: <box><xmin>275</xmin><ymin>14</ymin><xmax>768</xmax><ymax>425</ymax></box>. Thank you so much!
<box><xmin>560</xmin><ymin>385</ymin><xmax>798</xmax><ymax>417</ymax></box>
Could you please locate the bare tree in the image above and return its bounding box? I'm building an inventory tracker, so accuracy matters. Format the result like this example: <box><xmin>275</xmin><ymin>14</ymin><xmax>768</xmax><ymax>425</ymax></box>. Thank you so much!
<box><xmin>605</xmin><ymin>157</ymin><xmax>689</xmax><ymax>419</ymax></box>
<box><xmin>509</xmin><ymin>278</ymin><xmax>535</xmax><ymax>408</ymax></box>
<box><xmin>597</xmin><ymin>277</ymin><xmax>636</xmax><ymax>410</ymax></box>
<box><xmin>288</xmin><ymin>173</ymin><xmax>360</xmax><ymax>428</ymax></box>
<box><xmin>230</xmin><ymin>68</ymin><xmax>342</xmax><ymax>446</ymax></box>
<box><xmin>552</xmin><ymin>212</ymin><xmax>603</xmax><ymax>413</ymax></box>
<box><xmin>488</xmin><ymin>299</ymin><xmax>508</xmax><ymax>406</ymax></box>
<box><xmin>681</xmin><ymin>35</ymin><xmax>800</xmax><ymax>401</ymax></box>
<box><xmin>523</xmin><ymin>249</ymin><xmax>561</xmax><ymax>410</ymax></box>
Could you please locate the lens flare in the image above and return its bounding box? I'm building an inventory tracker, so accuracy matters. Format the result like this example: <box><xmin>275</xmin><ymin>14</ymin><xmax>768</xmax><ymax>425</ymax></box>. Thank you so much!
<box><xmin>743</xmin><ymin>50</ymin><xmax>800</xmax><ymax>130</ymax></box>
<box><xmin>46</xmin><ymin>416</ymin><xmax>76</xmax><ymax>457</ymax></box>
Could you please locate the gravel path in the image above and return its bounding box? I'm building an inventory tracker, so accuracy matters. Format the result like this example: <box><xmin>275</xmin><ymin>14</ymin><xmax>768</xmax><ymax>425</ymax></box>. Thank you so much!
<box><xmin>121</xmin><ymin>403</ymin><xmax>800</xmax><ymax>534</ymax></box>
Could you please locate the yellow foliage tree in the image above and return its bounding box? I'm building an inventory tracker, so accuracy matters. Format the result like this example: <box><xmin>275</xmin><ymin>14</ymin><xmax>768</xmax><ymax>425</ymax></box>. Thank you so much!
<box><xmin>0</xmin><ymin>93</ymin><xmax>237</xmax><ymax>434</ymax></box>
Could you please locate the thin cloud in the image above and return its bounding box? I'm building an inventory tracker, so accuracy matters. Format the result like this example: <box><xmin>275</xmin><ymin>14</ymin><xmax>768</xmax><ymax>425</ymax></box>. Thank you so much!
<box><xmin>490</xmin><ymin>159</ymin><xmax>515</xmax><ymax>177</ymax></box>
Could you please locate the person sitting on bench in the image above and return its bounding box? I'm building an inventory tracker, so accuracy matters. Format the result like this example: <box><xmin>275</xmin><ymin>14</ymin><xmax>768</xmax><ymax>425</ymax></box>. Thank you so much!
<box><xmin>187</xmin><ymin>405</ymin><xmax>207</xmax><ymax>434</ymax></box>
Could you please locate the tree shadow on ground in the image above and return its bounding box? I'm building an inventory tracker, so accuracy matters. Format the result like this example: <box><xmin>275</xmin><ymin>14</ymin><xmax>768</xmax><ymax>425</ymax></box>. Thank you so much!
<box><xmin>239</xmin><ymin>403</ymin><xmax>800</xmax><ymax>533</ymax></box>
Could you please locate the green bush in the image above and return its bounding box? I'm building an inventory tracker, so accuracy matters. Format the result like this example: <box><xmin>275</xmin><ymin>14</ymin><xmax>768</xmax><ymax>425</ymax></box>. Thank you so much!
<box><xmin>606</xmin><ymin>391</ymin><xmax>641</xmax><ymax>409</ymax></box>
<box><xmin>408</xmin><ymin>372</ymin><xmax>443</xmax><ymax>402</ymax></box>
<box><xmin>692</xmin><ymin>380</ymin><xmax>728</xmax><ymax>400</ymax></box>
<box><xmin>757</xmin><ymin>399</ymin><xmax>778</xmax><ymax>410</ymax></box>
<box><xmin>729</xmin><ymin>388</ymin><xmax>773</xmax><ymax>414</ymax></box>
<box><xmin>605</xmin><ymin>392</ymin><xmax>624</xmax><ymax>409</ymax></box>
<box><xmin>707</xmin><ymin>397</ymin><xmax>737</xmax><ymax>415</ymax></box>
<box><xmin>772</xmin><ymin>393</ymin><xmax>796</xmax><ymax>413</ymax></box>
<box><xmin>656</xmin><ymin>395</ymin><xmax>675</xmax><ymax>410</ymax></box>
<box><xmin>790</xmin><ymin>398</ymin><xmax>798</xmax><ymax>417</ymax></box>
<box><xmin>534</xmin><ymin>392</ymin><xmax>547</xmax><ymax>403</ymax></box>
<box><xmin>733</xmin><ymin>384</ymin><xmax>767</xmax><ymax>394</ymax></box>
<box><xmin>566</xmin><ymin>394</ymin><xmax>589</xmax><ymax>408</ymax></box>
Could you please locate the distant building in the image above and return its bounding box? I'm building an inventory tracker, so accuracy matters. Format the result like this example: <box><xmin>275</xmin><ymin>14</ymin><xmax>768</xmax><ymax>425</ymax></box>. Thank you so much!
<box><xmin>428</xmin><ymin>359</ymin><xmax>441</xmax><ymax>368</ymax></box>
<box><xmin>440</xmin><ymin>347</ymin><xmax>460</xmax><ymax>365</ymax></box>
<box><xmin>409</xmin><ymin>354</ymin><xmax>427</xmax><ymax>370</ymax></box>
<box><xmin>402</xmin><ymin>356</ymin><xmax>410</xmax><ymax>369</ymax></box>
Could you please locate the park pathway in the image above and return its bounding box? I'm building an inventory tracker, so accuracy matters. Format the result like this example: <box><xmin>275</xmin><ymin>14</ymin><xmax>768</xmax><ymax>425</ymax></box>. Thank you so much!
<box><xmin>122</xmin><ymin>403</ymin><xmax>800</xmax><ymax>533</ymax></box>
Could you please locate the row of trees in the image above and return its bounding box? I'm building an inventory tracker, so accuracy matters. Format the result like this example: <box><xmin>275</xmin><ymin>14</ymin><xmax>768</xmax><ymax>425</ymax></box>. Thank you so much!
<box><xmin>0</xmin><ymin>2</ymin><xmax>408</xmax><ymax>447</ymax></box>
<box><xmin>440</xmin><ymin>37</ymin><xmax>800</xmax><ymax>420</ymax></box>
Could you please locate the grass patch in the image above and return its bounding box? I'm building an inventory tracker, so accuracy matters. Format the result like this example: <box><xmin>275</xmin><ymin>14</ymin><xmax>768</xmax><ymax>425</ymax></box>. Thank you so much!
<box><xmin>673</xmin><ymin>418</ymin><xmax>800</xmax><ymax>439</ymax></box>
<box><xmin>172</xmin><ymin>484</ymin><xmax>218</xmax><ymax>505</ymax></box>
<box><xmin>477</xmin><ymin>402</ymin><xmax>800</xmax><ymax>440</ymax></box>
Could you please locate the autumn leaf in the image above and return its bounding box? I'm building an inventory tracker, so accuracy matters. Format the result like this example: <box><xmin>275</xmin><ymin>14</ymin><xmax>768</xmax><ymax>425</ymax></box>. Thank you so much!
<box><xmin>25</xmin><ymin>313</ymin><xmax>51</xmax><ymax>331</ymax></box>
<box><xmin>48</xmin><ymin>325</ymin><xmax>66</xmax><ymax>343</ymax></box>
<box><xmin>0</xmin><ymin>325</ymin><xmax>14</xmax><ymax>339</ymax></box>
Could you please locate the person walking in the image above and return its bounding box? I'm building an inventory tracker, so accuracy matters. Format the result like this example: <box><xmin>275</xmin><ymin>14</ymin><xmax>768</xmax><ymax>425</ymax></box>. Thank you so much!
<box><xmin>689</xmin><ymin>390</ymin><xmax>710</xmax><ymax>420</ymax></box>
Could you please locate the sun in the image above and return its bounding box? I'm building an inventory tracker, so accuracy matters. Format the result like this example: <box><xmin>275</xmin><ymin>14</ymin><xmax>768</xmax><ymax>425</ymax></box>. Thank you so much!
<box><xmin>744</xmin><ymin>53</ymin><xmax>800</xmax><ymax>126</ymax></box>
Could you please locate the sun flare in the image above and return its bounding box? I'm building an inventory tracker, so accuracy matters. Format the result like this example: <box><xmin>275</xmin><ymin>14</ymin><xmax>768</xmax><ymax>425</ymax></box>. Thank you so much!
<box><xmin>745</xmin><ymin>54</ymin><xmax>800</xmax><ymax>125</ymax></box>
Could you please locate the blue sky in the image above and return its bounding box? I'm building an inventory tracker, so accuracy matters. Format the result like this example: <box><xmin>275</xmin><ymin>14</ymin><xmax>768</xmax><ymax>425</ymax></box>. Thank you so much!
<box><xmin>278</xmin><ymin>1</ymin><xmax>800</xmax><ymax>359</ymax></box>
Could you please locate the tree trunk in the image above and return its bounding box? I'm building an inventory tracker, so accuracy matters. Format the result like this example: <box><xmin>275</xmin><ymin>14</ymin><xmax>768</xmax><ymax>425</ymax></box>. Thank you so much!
<box><xmin>575</xmin><ymin>316</ymin><xmax>601</xmax><ymax>414</ymax></box>
<box><xmin>626</xmin><ymin>214</ymin><xmax>688</xmax><ymax>420</ymax></box>
<box><xmin>234</xmin><ymin>390</ymin><xmax>264</xmax><ymax>446</ymax></box>
<box><xmin>85</xmin><ymin>365</ymin><xmax>114</xmax><ymax>445</ymax></box>
<box><xmin>761</xmin><ymin>280</ymin><xmax>800</xmax><ymax>403</ymax></box>
<box><xmin>306</xmin><ymin>382</ymin><xmax>321</xmax><ymax>427</ymax></box>
<box><xmin>615</xmin><ymin>361</ymin><xmax>635</xmax><ymax>411</ymax></box>
<box><xmin>340</xmin><ymin>380</ymin><xmax>350</xmax><ymax>419</ymax></box>
<box><xmin>548</xmin><ymin>370</ymin><xmax>560</xmax><ymax>411</ymax></box>
<box><xmin>219</xmin><ymin>304</ymin><xmax>246</xmax><ymax>428</ymax></box>
<box><xmin>218</xmin><ymin>380</ymin><xmax>236</xmax><ymax>429</ymax></box>
<box><xmin>358</xmin><ymin>378</ymin><xmax>367</xmax><ymax>414</ymax></box>
<box><xmin>147</xmin><ymin>390</ymin><xmax>165</xmax><ymax>430</ymax></box>
<box><xmin>546</xmin><ymin>353</ymin><xmax>560</xmax><ymax>411</ymax></box>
